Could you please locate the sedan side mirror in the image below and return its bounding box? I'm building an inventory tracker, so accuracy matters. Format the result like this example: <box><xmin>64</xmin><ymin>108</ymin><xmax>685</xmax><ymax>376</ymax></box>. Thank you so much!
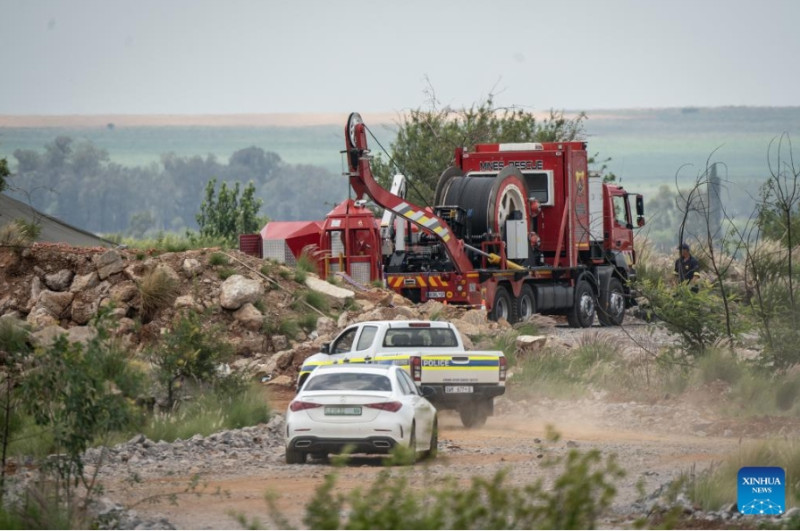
<box><xmin>320</xmin><ymin>343</ymin><xmax>330</xmax><ymax>354</ymax></box>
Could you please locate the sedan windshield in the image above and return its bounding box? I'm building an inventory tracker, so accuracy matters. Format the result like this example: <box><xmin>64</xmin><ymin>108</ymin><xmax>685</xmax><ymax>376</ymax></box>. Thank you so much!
<box><xmin>305</xmin><ymin>373</ymin><xmax>392</xmax><ymax>392</ymax></box>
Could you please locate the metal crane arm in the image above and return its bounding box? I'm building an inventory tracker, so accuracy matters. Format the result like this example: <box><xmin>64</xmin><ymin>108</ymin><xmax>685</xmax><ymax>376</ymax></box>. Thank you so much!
<box><xmin>344</xmin><ymin>112</ymin><xmax>474</xmax><ymax>274</ymax></box>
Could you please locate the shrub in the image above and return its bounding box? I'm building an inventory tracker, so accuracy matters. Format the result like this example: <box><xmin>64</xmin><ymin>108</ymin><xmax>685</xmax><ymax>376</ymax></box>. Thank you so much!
<box><xmin>694</xmin><ymin>348</ymin><xmax>743</xmax><ymax>386</ymax></box>
<box><xmin>639</xmin><ymin>278</ymin><xmax>741</xmax><ymax>356</ymax></box>
<box><xmin>138</xmin><ymin>267</ymin><xmax>179</xmax><ymax>320</ymax></box>
<box><xmin>148</xmin><ymin>311</ymin><xmax>234</xmax><ymax>410</ymax></box>
<box><xmin>296</xmin><ymin>251</ymin><xmax>317</xmax><ymax>276</ymax></box>
<box><xmin>295</xmin><ymin>436</ymin><xmax>622</xmax><ymax>530</ymax></box>
<box><xmin>209</xmin><ymin>252</ymin><xmax>229</xmax><ymax>266</ymax></box>
<box><xmin>302</xmin><ymin>291</ymin><xmax>330</xmax><ymax>313</ymax></box>
<box><xmin>0</xmin><ymin>219</ymin><xmax>39</xmax><ymax>248</ymax></box>
<box><xmin>298</xmin><ymin>313</ymin><xmax>319</xmax><ymax>332</ymax></box>
<box><xmin>278</xmin><ymin>318</ymin><xmax>300</xmax><ymax>340</ymax></box>
<box><xmin>776</xmin><ymin>377</ymin><xmax>800</xmax><ymax>411</ymax></box>
<box><xmin>217</xmin><ymin>267</ymin><xmax>236</xmax><ymax>280</ymax></box>
<box><xmin>18</xmin><ymin>311</ymin><xmax>143</xmax><ymax>524</ymax></box>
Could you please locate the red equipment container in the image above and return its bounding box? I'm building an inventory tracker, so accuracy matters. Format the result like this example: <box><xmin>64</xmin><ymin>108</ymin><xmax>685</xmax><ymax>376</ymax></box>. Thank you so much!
<box><xmin>238</xmin><ymin>234</ymin><xmax>263</xmax><ymax>258</ymax></box>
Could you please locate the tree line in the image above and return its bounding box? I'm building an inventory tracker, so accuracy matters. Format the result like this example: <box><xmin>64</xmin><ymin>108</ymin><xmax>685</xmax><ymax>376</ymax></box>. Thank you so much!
<box><xmin>6</xmin><ymin>138</ymin><xmax>350</xmax><ymax>236</ymax></box>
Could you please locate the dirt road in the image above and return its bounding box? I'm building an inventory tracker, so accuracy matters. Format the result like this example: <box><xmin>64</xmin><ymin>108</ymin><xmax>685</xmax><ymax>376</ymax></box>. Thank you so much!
<box><xmin>101</xmin><ymin>385</ymin><xmax>748</xmax><ymax>530</ymax></box>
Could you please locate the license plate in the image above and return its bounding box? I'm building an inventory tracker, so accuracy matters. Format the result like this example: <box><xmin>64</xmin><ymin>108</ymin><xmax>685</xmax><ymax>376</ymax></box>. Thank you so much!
<box><xmin>445</xmin><ymin>386</ymin><xmax>473</xmax><ymax>393</ymax></box>
<box><xmin>428</xmin><ymin>291</ymin><xmax>446</xmax><ymax>298</ymax></box>
<box><xmin>324</xmin><ymin>406</ymin><xmax>362</xmax><ymax>416</ymax></box>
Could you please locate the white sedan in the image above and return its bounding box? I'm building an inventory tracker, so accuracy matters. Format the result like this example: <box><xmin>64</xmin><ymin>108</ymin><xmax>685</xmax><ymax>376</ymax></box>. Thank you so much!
<box><xmin>285</xmin><ymin>364</ymin><xmax>438</xmax><ymax>464</ymax></box>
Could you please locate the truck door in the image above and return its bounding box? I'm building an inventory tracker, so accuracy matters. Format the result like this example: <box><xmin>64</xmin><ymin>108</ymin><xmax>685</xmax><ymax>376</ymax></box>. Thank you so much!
<box><xmin>609</xmin><ymin>193</ymin><xmax>634</xmax><ymax>252</ymax></box>
<box><xmin>330</xmin><ymin>325</ymin><xmax>379</xmax><ymax>360</ymax></box>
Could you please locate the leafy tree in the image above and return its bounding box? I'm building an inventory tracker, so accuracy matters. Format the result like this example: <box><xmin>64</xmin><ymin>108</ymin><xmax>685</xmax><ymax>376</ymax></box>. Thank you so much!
<box><xmin>228</xmin><ymin>146</ymin><xmax>280</xmax><ymax>184</ymax></box>
<box><xmin>21</xmin><ymin>311</ymin><xmax>142</xmax><ymax>522</ymax></box>
<box><xmin>371</xmin><ymin>92</ymin><xmax>587</xmax><ymax>205</ymax></box>
<box><xmin>195</xmin><ymin>178</ymin><xmax>266</xmax><ymax>243</ymax></box>
<box><xmin>747</xmin><ymin>134</ymin><xmax>800</xmax><ymax>368</ymax></box>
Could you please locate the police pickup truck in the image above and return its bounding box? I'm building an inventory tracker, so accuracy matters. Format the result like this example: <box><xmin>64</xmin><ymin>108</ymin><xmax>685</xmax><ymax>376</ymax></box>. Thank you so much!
<box><xmin>298</xmin><ymin>321</ymin><xmax>506</xmax><ymax>428</ymax></box>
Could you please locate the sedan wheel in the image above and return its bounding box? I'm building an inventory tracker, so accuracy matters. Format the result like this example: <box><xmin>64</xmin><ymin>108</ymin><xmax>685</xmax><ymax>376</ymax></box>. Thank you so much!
<box><xmin>422</xmin><ymin>416</ymin><xmax>438</xmax><ymax>460</ymax></box>
<box><xmin>285</xmin><ymin>446</ymin><xmax>305</xmax><ymax>464</ymax></box>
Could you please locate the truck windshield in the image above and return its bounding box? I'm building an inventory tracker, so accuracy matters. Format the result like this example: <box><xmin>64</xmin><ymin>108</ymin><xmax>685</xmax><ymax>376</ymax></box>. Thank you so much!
<box><xmin>383</xmin><ymin>328</ymin><xmax>458</xmax><ymax>348</ymax></box>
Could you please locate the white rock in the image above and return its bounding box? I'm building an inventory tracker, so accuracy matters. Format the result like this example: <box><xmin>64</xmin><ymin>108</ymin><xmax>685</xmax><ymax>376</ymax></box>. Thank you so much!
<box><xmin>182</xmin><ymin>258</ymin><xmax>203</xmax><ymax>278</ymax></box>
<box><xmin>304</xmin><ymin>276</ymin><xmax>354</xmax><ymax>306</ymax></box>
<box><xmin>44</xmin><ymin>269</ymin><xmax>74</xmax><ymax>292</ymax></box>
<box><xmin>233</xmin><ymin>303</ymin><xmax>264</xmax><ymax>331</ymax></box>
<box><xmin>30</xmin><ymin>324</ymin><xmax>68</xmax><ymax>347</ymax></box>
<box><xmin>94</xmin><ymin>250</ymin><xmax>125</xmax><ymax>279</ymax></box>
<box><xmin>70</xmin><ymin>271</ymin><xmax>100</xmax><ymax>293</ymax></box>
<box><xmin>316</xmin><ymin>316</ymin><xmax>337</xmax><ymax>336</ymax></box>
<box><xmin>516</xmin><ymin>335</ymin><xmax>548</xmax><ymax>350</ymax></box>
<box><xmin>220</xmin><ymin>275</ymin><xmax>263</xmax><ymax>310</ymax></box>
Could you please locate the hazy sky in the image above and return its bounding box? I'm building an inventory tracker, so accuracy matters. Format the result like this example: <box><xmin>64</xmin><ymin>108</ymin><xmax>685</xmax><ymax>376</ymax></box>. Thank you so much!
<box><xmin>2</xmin><ymin>0</ymin><xmax>799</xmax><ymax>115</ymax></box>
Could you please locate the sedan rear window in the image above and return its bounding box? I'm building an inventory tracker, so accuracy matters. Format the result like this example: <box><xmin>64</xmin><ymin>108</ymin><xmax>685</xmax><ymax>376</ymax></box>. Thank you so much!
<box><xmin>305</xmin><ymin>373</ymin><xmax>392</xmax><ymax>392</ymax></box>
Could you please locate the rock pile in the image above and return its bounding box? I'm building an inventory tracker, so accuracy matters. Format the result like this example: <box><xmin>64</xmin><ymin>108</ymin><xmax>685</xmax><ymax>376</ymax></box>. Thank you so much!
<box><xmin>0</xmin><ymin>243</ymin><xmax>508</xmax><ymax>387</ymax></box>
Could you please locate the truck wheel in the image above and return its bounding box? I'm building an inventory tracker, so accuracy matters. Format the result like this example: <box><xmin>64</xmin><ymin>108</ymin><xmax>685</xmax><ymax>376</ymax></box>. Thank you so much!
<box><xmin>489</xmin><ymin>285</ymin><xmax>517</xmax><ymax>323</ymax></box>
<box><xmin>285</xmin><ymin>446</ymin><xmax>306</xmax><ymax>464</ymax></box>
<box><xmin>598</xmin><ymin>277</ymin><xmax>625</xmax><ymax>326</ymax></box>
<box><xmin>459</xmin><ymin>401</ymin><xmax>489</xmax><ymax>428</ymax></box>
<box><xmin>567</xmin><ymin>280</ymin><xmax>596</xmax><ymax>328</ymax></box>
<box><xmin>515</xmin><ymin>284</ymin><xmax>536</xmax><ymax>322</ymax></box>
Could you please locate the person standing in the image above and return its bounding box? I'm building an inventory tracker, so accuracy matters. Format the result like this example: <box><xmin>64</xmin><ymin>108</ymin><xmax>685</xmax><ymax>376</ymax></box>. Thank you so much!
<box><xmin>674</xmin><ymin>243</ymin><xmax>699</xmax><ymax>285</ymax></box>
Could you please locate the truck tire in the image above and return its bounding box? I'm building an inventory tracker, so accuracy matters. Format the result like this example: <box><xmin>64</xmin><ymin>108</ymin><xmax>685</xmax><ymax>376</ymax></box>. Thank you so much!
<box><xmin>598</xmin><ymin>277</ymin><xmax>625</xmax><ymax>326</ymax></box>
<box><xmin>567</xmin><ymin>280</ymin><xmax>596</xmax><ymax>328</ymax></box>
<box><xmin>515</xmin><ymin>284</ymin><xmax>536</xmax><ymax>322</ymax></box>
<box><xmin>489</xmin><ymin>285</ymin><xmax>517</xmax><ymax>323</ymax></box>
<box><xmin>459</xmin><ymin>399</ymin><xmax>490</xmax><ymax>428</ymax></box>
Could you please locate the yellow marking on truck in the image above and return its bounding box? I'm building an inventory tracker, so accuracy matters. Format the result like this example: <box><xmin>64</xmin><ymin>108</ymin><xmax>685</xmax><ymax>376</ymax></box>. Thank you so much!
<box><xmin>416</xmin><ymin>275</ymin><xmax>427</xmax><ymax>287</ymax></box>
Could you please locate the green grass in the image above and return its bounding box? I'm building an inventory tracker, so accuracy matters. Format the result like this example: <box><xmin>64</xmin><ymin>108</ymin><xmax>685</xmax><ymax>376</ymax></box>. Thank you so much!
<box><xmin>302</xmin><ymin>290</ymin><xmax>329</xmax><ymax>313</ymax></box>
<box><xmin>509</xmin><ymin>331</ymin><xmax>633</xmax><ymax>399</ymax></box>
<box><xmin>217</xmin><ymin>267</ymin><xmax>236</xmax><ymax>280</ymax></box>
<box><xmin>121</xmin><ymin>232</ymin><xmax>229</xmax><ymax>252</ymax></box>
<box><xmin>209</xmin><ymin>252</ymin><xmax>230</xmax><ymax>266</ymax></box>
<box><xmin>684</xmin><ymin>439</ymin><xmax>800</xmax><ymax>512</ymax></box>
<box><xmin>278</xmin><ymin>318</ymin><xmax>301</xmax><ymax>339</ymax></box>
<box><xmin>143</xmin><ymin>384</ymin><xmax>269</xmax><ymax>442</ymax></box>
<box><xmin>298</xmin><ymin>312</ymin><xmax>319</xmax><ymax>331</ymax></box>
